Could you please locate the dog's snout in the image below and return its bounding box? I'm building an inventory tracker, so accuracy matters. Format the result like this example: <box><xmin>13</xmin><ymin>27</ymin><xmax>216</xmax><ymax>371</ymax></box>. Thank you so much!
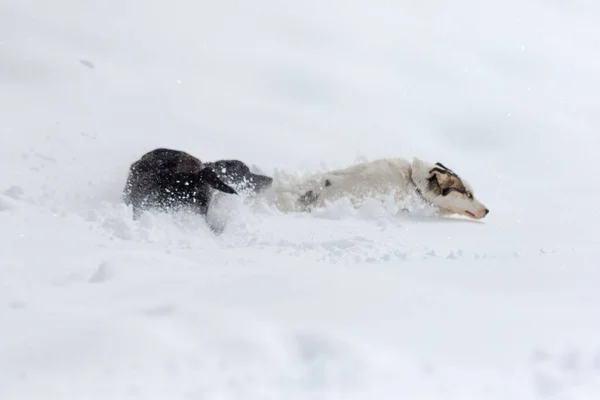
<box><xmin>484</xmin><ymin>208</ymin><xmax>489</xmax><ymax>215</ymax></box>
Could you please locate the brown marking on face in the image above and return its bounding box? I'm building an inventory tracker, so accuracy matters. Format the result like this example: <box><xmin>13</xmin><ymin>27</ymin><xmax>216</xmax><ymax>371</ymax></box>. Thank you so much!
<box><xmin>428</xmin><ymin>168</ymin><xmax>472</xmax><ymax>198</ymax></box>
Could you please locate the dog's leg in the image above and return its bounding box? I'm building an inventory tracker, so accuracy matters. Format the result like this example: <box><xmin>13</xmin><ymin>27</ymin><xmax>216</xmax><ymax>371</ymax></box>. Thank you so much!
<box><xmin>129</xmin><ymin>193</ymin><xmax>148</xmax><ymax>221</ymax></box>
<box><xmin>206</xmin><ymin>218</ymin><xmax>225</xmax><ymax>235</ymax></box>
<box><xmin>132</xmin><ymin>205</ymin><xmax>143</xmax><ymax>221</ymax></box>
<box><xmin>122</xmin><ymin>188</ymin><xmax>132</xmax><ymax>207</ymax></box>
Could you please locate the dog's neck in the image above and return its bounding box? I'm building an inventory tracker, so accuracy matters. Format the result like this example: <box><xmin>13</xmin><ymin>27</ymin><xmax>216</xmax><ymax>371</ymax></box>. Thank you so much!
<box><xmin>407</xmin><ymin>166</ymin><xmax>457</xmax><ymax>217</ymax></box>
<box><xmin>407</xmin><ymin>166</ymin><xmax>429</xmax><ymax>204</ymax></box>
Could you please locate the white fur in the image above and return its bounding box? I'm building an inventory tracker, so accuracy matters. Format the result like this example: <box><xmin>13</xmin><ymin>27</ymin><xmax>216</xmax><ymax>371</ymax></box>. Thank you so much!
<box><xmin>262</xmin><ymin>157</ymin><xmax>489</xmax><ymax>219</ymax></box>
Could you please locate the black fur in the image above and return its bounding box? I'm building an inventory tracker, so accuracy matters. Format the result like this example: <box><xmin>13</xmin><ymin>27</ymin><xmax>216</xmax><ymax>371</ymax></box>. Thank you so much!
<box><xmin>123</xmin><ymin>148</ymin><xmax>237</xmax><ymax>220</ymax></box>
<box><xmin>426</xmin><ymin>172</ymin><xmax>443</xmax><ymax>195</ymax></box>
<box><xmin>434</xmin><ymin>162</ymin><xmax>457</xmax><ymax>176</ymax></box>
<box><xmin>429</xmin><ymin>166</ymin><xmax>459</xmax><ymax>178</ymax></box>
<box><xmin>204</xmin><ymin>159</ymin><xmax>273</xmax><ymax>194</ymax></box>
<box><xmin>297</xmin><ymin>178</ymin><xmax>334</xmax><ymax>208</ymax></box>
<box><xmin>298</xmin><ymin>190</ymin><xmax>319</xmax><ymax>206</ymax></box>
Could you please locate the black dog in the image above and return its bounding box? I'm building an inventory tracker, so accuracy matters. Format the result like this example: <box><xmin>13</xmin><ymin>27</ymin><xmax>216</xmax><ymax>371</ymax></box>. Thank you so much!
<box><xmin>204</xmin><ymin>159</ymin><xmax>273</xmax><ymax>195</ymax></box>
<box><xmin>123</xmin><ymin>148</ymin><xmax>238</xmax><ymax>220</ymax></box>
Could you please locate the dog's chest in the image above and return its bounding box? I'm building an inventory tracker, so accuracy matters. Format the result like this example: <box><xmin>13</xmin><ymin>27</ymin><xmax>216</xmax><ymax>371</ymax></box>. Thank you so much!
<box><xmin>142</xmin><ymin>175</ymin><xmax>205</xmax><ymax>206</ymax></box>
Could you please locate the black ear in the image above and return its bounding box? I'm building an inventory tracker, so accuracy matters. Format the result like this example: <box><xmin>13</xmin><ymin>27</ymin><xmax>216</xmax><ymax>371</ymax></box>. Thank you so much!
<box><xmin>427</xmin><ymin>171</ymin><xmax>439</xmax><ymax>185</ymax></box>
<box><xmin>198</xmin><ymin>168</ymin><xmax>238</xmax><ymax>195</ymax></box>
<box><xmin>433</xmin><ymin>162</ymin><xmax>458</xmax><ymax>177</ymax></box>
<box><xmin>426</xmin><ymin>172</ymin><xmax>443</xmax><ymax>195</ymax></box>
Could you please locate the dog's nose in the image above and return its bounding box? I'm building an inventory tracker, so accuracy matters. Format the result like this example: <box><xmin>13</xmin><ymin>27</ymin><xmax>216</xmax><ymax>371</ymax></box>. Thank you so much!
<box><xmin>484</xmin><ymin>208</ymin><xmax>489</xmax><ymax>215</ymax></box>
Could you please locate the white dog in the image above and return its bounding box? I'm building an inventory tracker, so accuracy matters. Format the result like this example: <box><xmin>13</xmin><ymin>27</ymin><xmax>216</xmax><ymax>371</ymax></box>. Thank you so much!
<box><xmin>263</xmin><ymin>157</ymin><xmax>489</xmax><ymax>219</ymax></box>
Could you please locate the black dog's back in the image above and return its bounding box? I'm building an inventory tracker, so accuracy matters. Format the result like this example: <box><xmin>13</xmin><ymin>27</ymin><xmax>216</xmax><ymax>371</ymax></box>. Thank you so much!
<box><xmin>123</xmin><ymin>148</ymin><xmax>237</xmax><ymax>220</ymax></box>
<box><xmin>137</xmin><ymin>148</ymin><xmax>204</xmax><ymax>174</ymax></box>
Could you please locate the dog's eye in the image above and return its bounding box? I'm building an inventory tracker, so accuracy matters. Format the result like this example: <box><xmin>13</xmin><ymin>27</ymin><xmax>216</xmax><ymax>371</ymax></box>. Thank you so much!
<box><xmin>467</xmin><ymin>192</ymin><xmax>473</xmax><ymax>199</ymax></box>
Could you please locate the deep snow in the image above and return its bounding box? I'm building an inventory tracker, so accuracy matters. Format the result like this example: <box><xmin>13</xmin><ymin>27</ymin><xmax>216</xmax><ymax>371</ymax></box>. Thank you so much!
<box><xmin>1</xmin><ymin>0</ymin><xmax>600</xmax><ymax>398</ymax></box>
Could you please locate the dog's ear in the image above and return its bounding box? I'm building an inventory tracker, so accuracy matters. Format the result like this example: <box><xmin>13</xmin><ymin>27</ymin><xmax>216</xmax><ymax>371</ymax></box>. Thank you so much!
<box><xmin>427</xmin><ymin>169</ymin><xmax>456</xmax><ymax>196</ymax></box>
<box><xmin>198</xmin><ymin>168</ymin><xmax>237</xmax><ymax>195</ymax></box>
<box><xmin>434</xmin><ymin>162</ymin><xmax>454</xmax><ymax>173</ymax></box>
<box><xmin>433</xmin><ymin>162</ymin><xmax>459</xmax><ymax>178</ymax></box>
<box><xmin>426</xmin><ymin>171</ymin><xmax>441</xmax><ymax>194</ymax></box>
<box><xmin>429</xmin><ymin>169</ymin><xmax>451</xmax><ymax>186</ymax></box>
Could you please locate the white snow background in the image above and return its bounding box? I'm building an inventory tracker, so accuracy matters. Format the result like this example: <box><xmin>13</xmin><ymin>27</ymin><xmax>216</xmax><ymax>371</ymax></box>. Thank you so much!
<box><xmin>1</xmin><ymin>0</ymin><xmax>600</xmax><ymax>398</ymax></box>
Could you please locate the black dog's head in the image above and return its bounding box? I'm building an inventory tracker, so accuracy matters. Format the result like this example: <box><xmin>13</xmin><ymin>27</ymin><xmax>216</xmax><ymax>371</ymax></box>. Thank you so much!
<box><xmin>205</xmin><ymin>159</ymin><xmax>273</xmax><ymax>194</ymax></box>
<box><xmin>196</xmin><ymin>167</ymin><xmax>238</xmax><ymax>195</ymax></box>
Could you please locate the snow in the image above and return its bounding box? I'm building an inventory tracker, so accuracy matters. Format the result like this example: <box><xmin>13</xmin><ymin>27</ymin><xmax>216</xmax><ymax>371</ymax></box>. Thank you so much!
<box><xmin>1</xmin><ymin>0</ymin><xmax>599</xmax><ymax>398</ymax></box>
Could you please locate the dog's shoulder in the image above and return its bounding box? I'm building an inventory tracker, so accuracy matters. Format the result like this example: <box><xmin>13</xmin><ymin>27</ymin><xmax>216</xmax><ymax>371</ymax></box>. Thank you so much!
<box><xmin>129</xmin><ymin>148</ymin><xmax>204</xmax><ymax>175</ymax></box>
<box><xmin>369</xmin><ymin>157</ymin><xmax>411</xmax><ymax>171</ymax></box>
<box><xmin>324</xmin><ymin>157</ymin><xmax>411</xmax><ymax>182</ymax></box>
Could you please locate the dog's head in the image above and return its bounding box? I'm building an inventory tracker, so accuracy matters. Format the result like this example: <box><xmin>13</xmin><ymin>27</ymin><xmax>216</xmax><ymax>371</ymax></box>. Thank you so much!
<box><xmin>410</xmin><ymin>158</ymin><xmax>489</xmax><ymax>219</ymax></box>
<box><xmin>196</xmin><ymin>167</ymin><xmax>238</xmax><ymax>195</ymax></box>
<box><xmin>207</xmin><ymin>160</ymin><xmax>273</xmax><ymax>194</ymax></box>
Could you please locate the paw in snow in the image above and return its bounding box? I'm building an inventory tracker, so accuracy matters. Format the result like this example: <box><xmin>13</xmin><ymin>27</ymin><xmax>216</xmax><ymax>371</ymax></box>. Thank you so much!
<box><xmin>89</xmin><ymin>261</ymin><xmax>113</xmax><ymax>283</ymax></box>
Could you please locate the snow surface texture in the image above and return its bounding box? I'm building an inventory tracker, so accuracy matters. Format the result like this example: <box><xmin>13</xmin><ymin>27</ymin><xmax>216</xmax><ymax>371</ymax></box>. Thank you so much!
<box><xmin>1</xmin><ymin>0</ymin><xmax>599</xmax><ymax>399</ymax></box>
